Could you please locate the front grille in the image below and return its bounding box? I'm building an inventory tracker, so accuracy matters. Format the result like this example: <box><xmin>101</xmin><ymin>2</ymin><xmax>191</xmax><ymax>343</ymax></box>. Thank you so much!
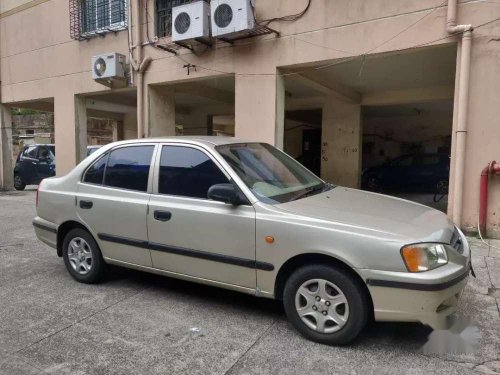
<box><xmin>450</xmin><ymin>228</ymin><xmax>464</xmax><ymax>254</ymax></box>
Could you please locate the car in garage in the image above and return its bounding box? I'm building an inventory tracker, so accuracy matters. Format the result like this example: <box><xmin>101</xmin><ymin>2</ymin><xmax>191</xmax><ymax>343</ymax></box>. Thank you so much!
<box><xmin>14</xmin><ymin>145</ymin><xmax>102</xmax><ymax>190</ymax></box>
<box><xmin>14</xmin><ymin>144</ymin><xmax>56</xmax><ymax>190</ymax></box>
<box><xmin>362</xmin><ymin>153</ymin><xmax>450</xmax><ymax>194</ymax></box>
<box><xmin>32</xmin><ymin>138</ymin><xmax>472</xmax><ymax>345</ymax></box>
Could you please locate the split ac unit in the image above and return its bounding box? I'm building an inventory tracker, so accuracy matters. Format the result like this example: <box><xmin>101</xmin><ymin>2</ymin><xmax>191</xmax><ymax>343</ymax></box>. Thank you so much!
<box><xmin>171</xmin><ymin>1</ymin><xmax>211</xmax><ymax>43</ymax></box>
<box><xmin>91</xmin><ymin>53</ymin><xmax>126</xmax><ymax>81</ymax></box>
<box><xmin>211</xmin><ymin>0</ymin><xmax>255</xmax><ymax>38</ymax></box>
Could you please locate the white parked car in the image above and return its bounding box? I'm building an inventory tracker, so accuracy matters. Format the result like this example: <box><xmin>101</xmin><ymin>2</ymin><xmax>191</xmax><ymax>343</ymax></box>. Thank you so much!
<box><xmin>33</xmin><ymin>137</ymin><xmax>472</xmax><ymax>345</ymax></box>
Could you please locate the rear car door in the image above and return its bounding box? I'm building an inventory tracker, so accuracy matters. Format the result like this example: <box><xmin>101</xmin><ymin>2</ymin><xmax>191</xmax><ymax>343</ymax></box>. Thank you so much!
<box><xmin>35</xmin><ymin>146</ymin><xmax>56</xmax><ymax>181</ymax></box>
<box><xmin>147</xmin><ymin>144</ymin><xmax>257</xmax><ymax>288</ymax></box>
<box><xmin>76</xmin><ymin>144</ymin><xmax>157</xmax><ymax>267</ymax></box>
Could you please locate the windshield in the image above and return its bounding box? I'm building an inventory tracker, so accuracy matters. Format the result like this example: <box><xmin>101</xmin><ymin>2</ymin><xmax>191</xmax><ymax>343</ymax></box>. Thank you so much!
<box><xmin>216</xmin><ymin>143</ymin><xmax>331</xmax><ymax>204</ymax></box>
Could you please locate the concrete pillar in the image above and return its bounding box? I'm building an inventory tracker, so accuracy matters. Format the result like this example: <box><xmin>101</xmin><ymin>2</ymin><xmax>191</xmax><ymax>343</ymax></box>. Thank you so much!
<box><xmin>148</xmin><ymin>85</ymin><xmax>175</xmax><ymax>137</ymax></box>
<box><xmin>235</xmin><ymin>74</ymin><xmax>285</xmax><ymax>146</ymax></box>
<box><xmin>54</xmin><ymin>94</ymin><xmax>87</xmax><ymax>176</ymax></box>
<box><xmin>123</xmin><ymin>112</ymin><xmax>138</xmax><ymax>140</ymax></box>
<box><xmin>320</xmin><ymin>97</ymin><xmax>362</xmax><ymax>188</ymax></box>
<box><xmin>0</xmin><ymin>105</ymin><xmax>14</xmax><ymax>190</ymax></box>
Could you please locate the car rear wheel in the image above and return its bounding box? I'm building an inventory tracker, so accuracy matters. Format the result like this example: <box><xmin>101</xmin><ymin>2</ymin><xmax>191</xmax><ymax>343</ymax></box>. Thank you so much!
<box><xmin>283</xmin><ymin>264</ymin><xmax>369</xmax><ymax>345</ymax></box>
<box><xmin>62</xmin><ymin>228</ymin><xmax>106</xmax><ymax>284</ymax></box>
<box><xmin>14</xmin><ymin>174</ymin><xmax>26</xmax><ymax>191</ymax></box>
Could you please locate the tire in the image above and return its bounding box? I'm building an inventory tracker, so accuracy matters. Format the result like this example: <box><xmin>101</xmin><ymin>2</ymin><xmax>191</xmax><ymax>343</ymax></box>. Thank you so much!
<box><xmin>14</xmin><ymin>174</ymin><xmax>26</xmax><ymax>191</ymax></box>
<box><xmin>365</xmin><ymin>176</ymin><xmax>380</xmax><ymax>192</ymax></box>
<box><xmin>436</xmin><ymin>179</ymin><xmax>449</xmax><ymax>195</ymax></box>
<box><xmin>283</xmin><ymin>264</ymin><xmax>369</xmax><ymax>345</ymax></box>
<box><xmin>62</xmin><ymin>228</ymin><xmax>107</xmax><ymax>284</ymax></box>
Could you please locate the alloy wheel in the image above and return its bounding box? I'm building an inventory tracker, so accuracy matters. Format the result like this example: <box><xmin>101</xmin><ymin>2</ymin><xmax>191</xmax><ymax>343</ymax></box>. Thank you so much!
<box><xmin>295</xmin><ymin>279</ymin><xmax>350</xmax><ymax>334</ymax></box>
<box><xmin>67</xmin><ymin>237</ymin><xmax>93</xmax><ymax>275</ymax></box>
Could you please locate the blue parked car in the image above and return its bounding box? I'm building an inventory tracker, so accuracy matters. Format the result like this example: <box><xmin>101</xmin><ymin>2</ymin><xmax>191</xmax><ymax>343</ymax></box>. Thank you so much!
<box><xmin>14</xmin><ymin>144</ymin><xmax>56</xmax><ymax>190</ymax></box>
<box><xmin>361</xmin><ymin>154</ymin><xmax>450</xmax><ymax>194</ymax></box>
<box><xmin>14</xmin><ymin>145</ymin><xmax>101</xmax><ymax>190</ymax></box>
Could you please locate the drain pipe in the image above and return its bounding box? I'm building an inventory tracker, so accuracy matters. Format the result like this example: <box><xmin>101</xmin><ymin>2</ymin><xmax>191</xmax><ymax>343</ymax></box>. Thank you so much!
<box><xmin>479</xmin><ymin>161</ymin><xmax>500</xmax><ymax>235</ymax></box>
<box><xmin>447</xmin><ymin>0</ymin><xmax>473</xmax><ymax>227</ymax></box>
<box><xmin>131</xmin><ymin>0</ymin><xmax>147</xmax><ymax>139</ymax></box>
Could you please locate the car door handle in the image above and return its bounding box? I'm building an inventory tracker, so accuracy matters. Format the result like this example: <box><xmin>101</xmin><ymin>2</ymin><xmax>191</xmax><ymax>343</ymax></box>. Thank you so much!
<box><xmin>80</xmin><ymin>200</ymin><xmax>93</xmax><ymax>209</ymax></box>
<box><xmin>154</xmin><ymin>210</ymin><xmax>172</xmax><ymax>222</ymax></box>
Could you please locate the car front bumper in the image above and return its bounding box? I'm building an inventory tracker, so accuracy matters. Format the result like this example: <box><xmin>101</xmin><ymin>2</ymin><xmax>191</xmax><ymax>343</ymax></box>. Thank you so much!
<box><xmin>364</xmin><ymin>267</ymin><xmax>470</xmax><ymax>329</ymax></box>
<box><xmin>358</xmin><ymin>232</ymin><xmax>472</xmax><ymax>330</ymax></box>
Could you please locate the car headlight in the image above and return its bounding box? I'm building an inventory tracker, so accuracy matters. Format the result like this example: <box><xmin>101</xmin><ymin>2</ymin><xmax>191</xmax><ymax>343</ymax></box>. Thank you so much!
<box><xmin>401</xmin><ymin>243</ymin><xmax>448</xmax><ymax>272</ymax></box>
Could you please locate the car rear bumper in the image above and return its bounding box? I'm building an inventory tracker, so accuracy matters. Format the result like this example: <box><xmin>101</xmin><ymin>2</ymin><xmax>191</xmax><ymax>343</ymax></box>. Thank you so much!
<box><xmin>33</xmin><ymin>216</ymin><xmax>57</xmax><ymax>249</ymax></box>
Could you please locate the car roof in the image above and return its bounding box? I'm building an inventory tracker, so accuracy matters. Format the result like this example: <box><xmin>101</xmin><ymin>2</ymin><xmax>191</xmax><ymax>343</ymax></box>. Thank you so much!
<box><xmin>24</xmin><ymin>144</ymin><xmax>55</xmax><ymax>147</ymax></box>
<box><xmin>109</xmin><ymin>136</ymin><xmax>258</xmax><ymax>148</ymax></box>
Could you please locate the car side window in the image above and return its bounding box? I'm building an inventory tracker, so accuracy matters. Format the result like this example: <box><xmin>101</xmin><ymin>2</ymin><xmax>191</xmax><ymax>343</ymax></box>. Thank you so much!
<box><xmin>103</xmin><ymin>146</ymin><xmax>155</xmax><ymax>192</ymax></box>
<box><xmin>159</xmin><ymin>146</ymin><xmax>229</xmax><ymax>199</ymax></box>
<box><xmin>83</xmin><ymin>154</ymin><xmax>109</xmax><ymax>185</ymax></box>
<box><xmin>23</xmin><ymin>146</ymin><xmax>38</xmax><ymax>159</ymax></box>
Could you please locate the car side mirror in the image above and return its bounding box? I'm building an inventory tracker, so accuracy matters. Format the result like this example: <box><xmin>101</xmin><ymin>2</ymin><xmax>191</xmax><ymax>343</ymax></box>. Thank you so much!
<box><xmin>208</xmin><ymin>183</ymin><xmax>247</xmax><ymax>206</ymax></box>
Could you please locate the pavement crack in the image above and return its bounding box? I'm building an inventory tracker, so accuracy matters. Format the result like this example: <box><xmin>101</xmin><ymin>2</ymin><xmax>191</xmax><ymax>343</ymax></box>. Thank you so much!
<box><xmin>9</xmin><ymin>287</ymin><xmax>148</xmax><ymax>356</ymax></box>
<box><xmin>223</xmin><ymin>319</ymin><xmax>277</xmax><ymax>375</ymax></box>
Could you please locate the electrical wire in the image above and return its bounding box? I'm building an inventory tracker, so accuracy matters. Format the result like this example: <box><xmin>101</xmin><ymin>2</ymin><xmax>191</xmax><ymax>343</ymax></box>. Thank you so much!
<box><xmin>256</xmin><ymin>0</ymin><xmax>312</xmax><ymax>27</ymax></box>
<box><xmin>161</xmin><ymin>11</ymin><xmax>500</xmax><ymax>78</ymax></box>
<box><xmin>477</xmin><ymin>216</ymin><xmax>500</xmax><ymax>250</ymax></box>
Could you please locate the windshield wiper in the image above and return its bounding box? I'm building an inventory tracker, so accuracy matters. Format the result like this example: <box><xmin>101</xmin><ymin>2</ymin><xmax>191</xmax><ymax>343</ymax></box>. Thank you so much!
<box><xmin>290</xmin><ymin>183</ymin><xmax>332</xmax><ymax>202</ymax></box>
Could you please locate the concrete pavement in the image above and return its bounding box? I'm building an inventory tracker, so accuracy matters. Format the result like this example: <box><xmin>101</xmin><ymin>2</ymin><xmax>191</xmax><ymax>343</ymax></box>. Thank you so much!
<box><xmin>0</xmin><ymin>190</ymin><xmax>499</xmax><ymax>374</ymax></box>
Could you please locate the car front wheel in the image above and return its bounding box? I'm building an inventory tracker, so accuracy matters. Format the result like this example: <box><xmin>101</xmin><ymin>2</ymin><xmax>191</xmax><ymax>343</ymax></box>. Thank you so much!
<box><xmin>283</xmin><ymin>264</ymin><xmax>369</xmax><ymax>345</ymax></box>
<box><xmin>62</xmin><ymin>228</ymin><xmax>106</xmax><ymax>284</ymax></box>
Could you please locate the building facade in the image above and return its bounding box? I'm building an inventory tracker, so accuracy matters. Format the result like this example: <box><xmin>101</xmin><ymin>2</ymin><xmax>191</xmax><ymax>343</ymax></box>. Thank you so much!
<box><xmin>1</xmin><ymin>0</ymin><xmax>500</xmax><ymax>237</ymax></box>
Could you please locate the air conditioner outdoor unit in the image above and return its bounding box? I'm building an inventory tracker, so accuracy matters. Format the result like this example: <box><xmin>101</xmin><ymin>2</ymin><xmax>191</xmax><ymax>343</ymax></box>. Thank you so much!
<box><xmin>91</xmin><ymin>53</ymin><xmax>126</xmax><ymax>81</ymax></box>
<box><xmin>172</xmin><ymin>1</ymin><xmax>211</xmax><ymax>43</ymax></box>
<box><xmin>211</xmin><ymin>0</ymin><xmax>255</xmax><ymax>38</ymax></box>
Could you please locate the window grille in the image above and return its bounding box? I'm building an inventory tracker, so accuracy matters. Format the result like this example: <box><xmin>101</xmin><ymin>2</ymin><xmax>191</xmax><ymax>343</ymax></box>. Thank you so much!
<box><xmin>70</xmin><ymin>0</ymin><xmax>128</xmax><ymax>40</ymax></box>
<box><xmin>156</xmin><ymin>0</ymin><xmax>208</xmax><ymax>38</ymax></box>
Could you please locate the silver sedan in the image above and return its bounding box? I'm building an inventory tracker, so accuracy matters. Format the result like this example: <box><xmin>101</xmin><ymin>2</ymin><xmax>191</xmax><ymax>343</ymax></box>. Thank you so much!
<box><xmin>33</xmin><ymin>137</ymin><xmax>472</xmax><ymax>345</ymax></box>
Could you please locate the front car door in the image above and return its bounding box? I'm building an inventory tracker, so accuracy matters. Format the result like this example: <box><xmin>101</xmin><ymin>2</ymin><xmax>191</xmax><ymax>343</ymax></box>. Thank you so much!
<box><xmin>18</xmin><ymin>145</ymin><xmax>39</xmax><ymax>184</ymax></box>
<box><xmin>147</xmin><ymin>144</ymin><xmax>257</xmax><ymax>289</ymax></box>
<box><xmin>77</xmin><ymin>144</ymin><xmax>157</xmax><ymax>267</ymax></box>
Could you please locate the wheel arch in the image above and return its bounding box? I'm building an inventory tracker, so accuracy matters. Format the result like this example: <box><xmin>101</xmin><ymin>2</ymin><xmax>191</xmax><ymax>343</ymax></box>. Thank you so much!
<box><xmin>56</xmin><ymin>220</ymin><xmax>93</xmax><ymax>257</ymax></box>
<box><xmin>274</xmin><ymin>253</ymin><xmax>374</xmax><ymax>314</ymax></box>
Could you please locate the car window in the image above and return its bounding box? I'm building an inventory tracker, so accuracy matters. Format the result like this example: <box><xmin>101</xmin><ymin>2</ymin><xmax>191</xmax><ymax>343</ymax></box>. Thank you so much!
<box><xmin>83</xmin><ymin>154</ymin><xmax>109</xmax><ymax>185</ymax></box>
<box><xmin>38</xmin><ymin>147</ymin><xmax>50</xmax><ymax>160</ymax></box>
<box><xmin>159</xmin><ymin>146</ymin><xmax>229</xmax><ymax>199</ymax></box>
<box><xmin>23</xmin><ymin>146</ymin><xmax>38</xmax><ymax>159</ymax></box>
<box><xmin>103</xmin><ymin>146</ymin><xmax>155</xmax><ymax>192</ymax></box>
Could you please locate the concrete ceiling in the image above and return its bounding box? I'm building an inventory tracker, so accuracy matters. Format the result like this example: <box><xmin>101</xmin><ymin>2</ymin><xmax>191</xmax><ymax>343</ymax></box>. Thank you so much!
<box><xmin>364</xmin><ymin>99</ymin><xmax>454</xmax><ymax>118</ymax></box>
<box><xmin>285</xmin><ymin>44</ymin><xmax>457</xmax><ymax>99</ymax></box>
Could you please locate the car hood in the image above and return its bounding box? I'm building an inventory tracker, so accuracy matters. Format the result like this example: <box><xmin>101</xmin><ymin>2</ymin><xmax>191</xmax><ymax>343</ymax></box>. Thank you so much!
<box><xmin>276</xmin><ymin>187</ymin><xmax>455</xmax><ymax>243</ymax></box>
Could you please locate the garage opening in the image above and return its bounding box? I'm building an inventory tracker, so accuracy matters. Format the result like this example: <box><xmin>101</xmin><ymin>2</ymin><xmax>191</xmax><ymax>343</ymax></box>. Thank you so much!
<box><xmin>150</xmin><ymin>75</ymin><xmax>235</xmax><ymax>137</ymax></box>
<box><xmin>361</xmin><ymin>100</ymin><xmax>453</xmax><ymax>212</ymax></box>
<box><xmin>282</xmin><ymin>44</ymin><xmax>457</xmax><ymax>213</ymax></box>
